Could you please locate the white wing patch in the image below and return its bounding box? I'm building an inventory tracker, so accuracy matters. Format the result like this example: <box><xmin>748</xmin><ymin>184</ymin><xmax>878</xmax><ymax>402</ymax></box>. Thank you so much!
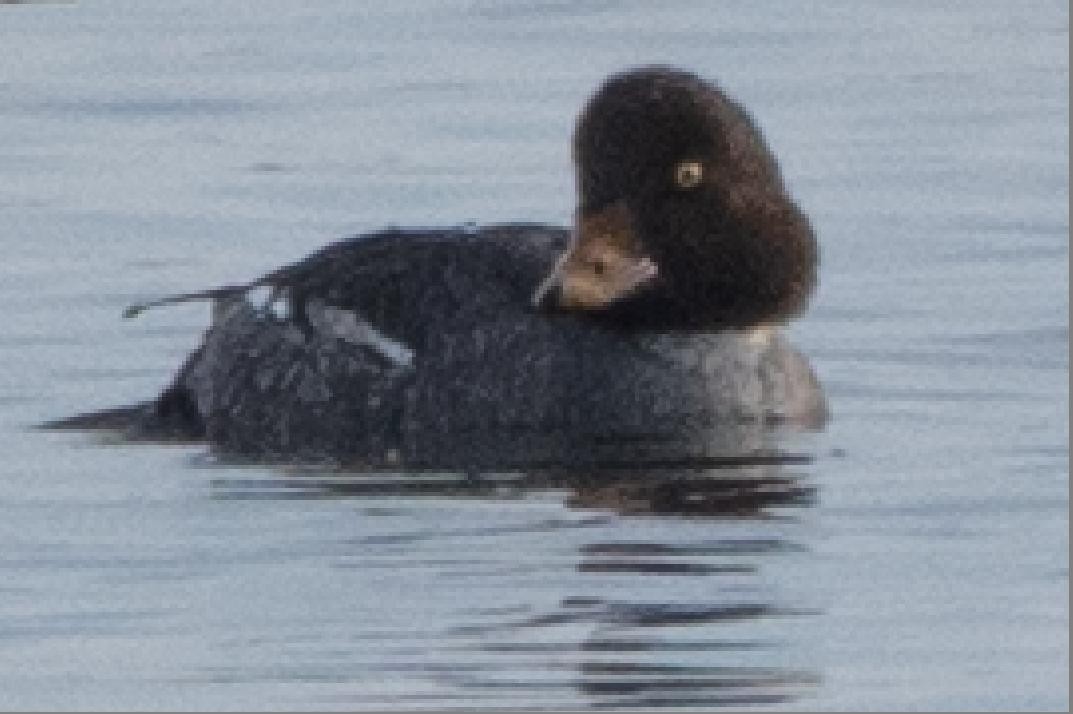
<box><xmin>246</xmin><ymin>284</ymin><xmax>274</xmax><ymax>309</ymax></box>
<box><xmin>246</xmin><ymin>284</ymin><xmax>291</xmax><ymax>320</ymax></box>
<box><xmin>306</xmin><ymin>299</ymin><xmax>415</xmax><ymax>368</ymax></box>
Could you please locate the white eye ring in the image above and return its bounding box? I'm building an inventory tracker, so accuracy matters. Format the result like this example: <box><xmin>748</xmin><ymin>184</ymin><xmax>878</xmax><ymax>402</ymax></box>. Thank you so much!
<box><xmin>674</xmin><ymin>160</ymin><xmax>704</xmax><ymax>189</ymax></box>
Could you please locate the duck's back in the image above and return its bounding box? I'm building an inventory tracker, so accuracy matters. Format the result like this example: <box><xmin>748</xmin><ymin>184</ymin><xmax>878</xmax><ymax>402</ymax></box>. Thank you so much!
<box><xmin>97</xmin><ymin>224</ymin><xmax>825</xmax><ymax>467</ymax></box>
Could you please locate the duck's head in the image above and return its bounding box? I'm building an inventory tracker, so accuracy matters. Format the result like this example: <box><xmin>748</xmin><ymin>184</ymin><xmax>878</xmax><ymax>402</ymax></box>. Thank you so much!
<box><xmin>533</xmin><ymin>66</ymin><xmax>817</xmax><ymax>330</ymax></box>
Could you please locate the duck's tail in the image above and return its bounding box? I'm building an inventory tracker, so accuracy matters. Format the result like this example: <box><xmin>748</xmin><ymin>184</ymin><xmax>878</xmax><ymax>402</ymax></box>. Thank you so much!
<box><xmin>38</xmin><ymin>384</ymin><xmax>206</xmax><ymax>442</ymax></box>
<box><xmin>39</xmin><ymin>403</ymin><xmax>152</xmax><ymax>431</ymax></box>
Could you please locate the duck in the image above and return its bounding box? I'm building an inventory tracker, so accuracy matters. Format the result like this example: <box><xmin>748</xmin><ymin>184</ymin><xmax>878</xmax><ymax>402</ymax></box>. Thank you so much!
<box><xmin>46</xmin><ymin>66</ymin><xmax>826</xmax><ymax>469</ymax></box>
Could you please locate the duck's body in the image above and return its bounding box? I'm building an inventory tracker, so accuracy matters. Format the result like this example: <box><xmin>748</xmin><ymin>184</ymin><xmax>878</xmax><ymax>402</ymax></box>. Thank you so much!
<box><xmin>49</xmin><ymin>67</ymin><xmax>827</xmax><ymax>468</ymax></box>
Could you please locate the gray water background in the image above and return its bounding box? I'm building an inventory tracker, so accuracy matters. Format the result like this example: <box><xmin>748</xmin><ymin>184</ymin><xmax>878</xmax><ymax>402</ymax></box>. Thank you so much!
<box><xmin>0</xmin><ymin>1</ymin><xmax>1067</xmax><ymax>710</ymax></box>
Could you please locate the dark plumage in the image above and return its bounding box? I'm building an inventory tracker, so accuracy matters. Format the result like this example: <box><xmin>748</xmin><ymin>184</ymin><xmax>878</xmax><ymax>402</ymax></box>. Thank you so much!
<box><xmin>46</xmin><ymin>67</ymin><xmax>826</xmax><ymax>469</ymax></box>
<box><xmin>539</xmin><ymin>67</ymin><xmax>817</xmax><ymax>328</ymax></box>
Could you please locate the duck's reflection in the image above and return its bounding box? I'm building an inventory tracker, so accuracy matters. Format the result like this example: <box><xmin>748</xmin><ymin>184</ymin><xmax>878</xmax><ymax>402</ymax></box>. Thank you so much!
<box><xmin>213</xmin><ymin>448</ymin><xmax>819</xmax><ymax>704</ymax></box>
<box><xmin>211</xmin><ymin>445</ymin><xmax>821</xmax><ymax>709</ymax></box>
<box><xmin>456</xmin><ymin>470</ymin><xmax>815</xmax><ymax>708</ymax></box>
<box><xmin>568</xmin><ymin>529</ymin><xmax>817</xmax><ymax>709</ymax></box>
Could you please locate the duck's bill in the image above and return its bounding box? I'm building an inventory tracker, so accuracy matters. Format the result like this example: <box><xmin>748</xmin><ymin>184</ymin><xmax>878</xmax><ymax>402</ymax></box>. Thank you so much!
<box><xmin>532</xmin><ymin>202</ymin><xmax>659</xmax><ymax>310</ymax></box>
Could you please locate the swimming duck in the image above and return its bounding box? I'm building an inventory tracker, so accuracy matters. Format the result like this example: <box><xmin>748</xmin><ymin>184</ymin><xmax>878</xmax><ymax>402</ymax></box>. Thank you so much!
<box><xmin>48</xmin><ymin>66</ymin><xmax>826</xmax><ymax>468</ymax></box>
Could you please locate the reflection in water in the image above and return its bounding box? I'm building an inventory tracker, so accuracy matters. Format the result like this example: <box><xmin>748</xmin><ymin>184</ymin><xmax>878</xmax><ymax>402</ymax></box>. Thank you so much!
<box><xmin>211</xmin><ymin>455</ymin><xmax>819</xmax><ymax>709</ymax></box>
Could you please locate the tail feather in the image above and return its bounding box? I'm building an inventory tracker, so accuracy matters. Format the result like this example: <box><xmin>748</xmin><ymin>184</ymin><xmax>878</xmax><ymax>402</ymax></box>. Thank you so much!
<box><xmin>123</xmin><ymin>282</ymin><xmax>255</xmax><ymax>319</ymax></box>
<box><xmin>40</xmin><ymin>403</ymin><xmax>151</xmax><ymax>431</ymax></box>
<box><xmin>39</xmin><ymin>384</ymin><xmax>206</xmax><ymax>441</ymax></box>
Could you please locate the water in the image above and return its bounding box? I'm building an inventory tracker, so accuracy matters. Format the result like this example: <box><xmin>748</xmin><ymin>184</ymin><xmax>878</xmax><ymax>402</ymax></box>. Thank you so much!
<box><xmin>0</xmin><ymin>0</ymin><xmax>1067</xmax><ymax>710</ymax></box>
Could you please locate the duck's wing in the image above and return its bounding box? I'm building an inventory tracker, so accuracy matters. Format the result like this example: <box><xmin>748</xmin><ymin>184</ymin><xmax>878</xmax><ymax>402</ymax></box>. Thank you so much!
<box><xmin>51</xmin><ymin>224</ymin><xmax>570</xmax><ymax>454</ymax></box>
<box><xmin>124</xmin><ymin>224</ymin><xmax>570</xmax><ymax>336</ymax></box>
<box><xmin>170</xmin><ymin>224</ymin><xmax>570</xmax><ymax>461</ymax></box>
<box><xmin>249</xmin><ymin>224</ymin><xmax>569</xmax><ymax>344</ymax></box>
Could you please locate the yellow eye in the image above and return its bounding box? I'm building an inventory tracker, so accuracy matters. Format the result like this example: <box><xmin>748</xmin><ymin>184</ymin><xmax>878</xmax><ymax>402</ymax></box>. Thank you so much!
<box><xmin>674</xmin><ymin>160</ymin><xmax>704</xmax><ymax>189</ymax></box>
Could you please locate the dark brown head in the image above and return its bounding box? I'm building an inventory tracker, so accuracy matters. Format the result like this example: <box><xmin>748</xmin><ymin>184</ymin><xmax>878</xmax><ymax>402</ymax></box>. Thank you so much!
<box><xmin>533</xmin><ymin>66</ymin><xmax>817</xmax><ymax>330</ymax></box>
